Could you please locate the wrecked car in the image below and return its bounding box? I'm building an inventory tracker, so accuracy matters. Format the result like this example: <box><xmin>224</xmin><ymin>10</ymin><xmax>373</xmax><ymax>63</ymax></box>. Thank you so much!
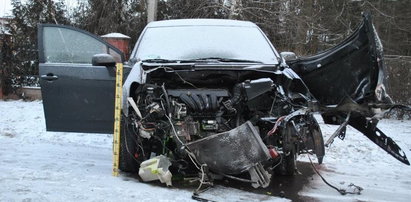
<box><xmin>37</xmin><ymin>13</ymin><xmax>409</xmax><ymax>189</ymax></box>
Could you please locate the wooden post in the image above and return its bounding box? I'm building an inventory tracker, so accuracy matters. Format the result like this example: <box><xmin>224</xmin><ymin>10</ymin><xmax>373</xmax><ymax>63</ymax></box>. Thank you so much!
<box><xmin>147</xmin><ymin>0</ymin><xmax>158</xmax><ymax>23</ymax></box>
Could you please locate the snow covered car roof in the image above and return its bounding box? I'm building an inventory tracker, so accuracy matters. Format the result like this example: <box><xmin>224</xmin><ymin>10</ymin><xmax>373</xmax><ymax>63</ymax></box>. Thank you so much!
<box><xmin>146</xmin><ymin>19</ymin><xmax>257</xmax><ymax>28</ymax></box>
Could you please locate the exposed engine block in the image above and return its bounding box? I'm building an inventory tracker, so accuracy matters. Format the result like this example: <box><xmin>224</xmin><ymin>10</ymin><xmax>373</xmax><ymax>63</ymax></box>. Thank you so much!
<box><xmin>167</xmin><ymin>89</ymin><xmax>229</xmax><ymax>112</ymax></box>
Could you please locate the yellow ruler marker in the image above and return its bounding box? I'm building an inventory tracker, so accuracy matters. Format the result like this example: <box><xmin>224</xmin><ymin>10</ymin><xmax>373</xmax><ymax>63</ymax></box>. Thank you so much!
<box><xmin>113</xmin><ymin>63</ymin><xmax>123</xmax><ymax>177</ymax></box>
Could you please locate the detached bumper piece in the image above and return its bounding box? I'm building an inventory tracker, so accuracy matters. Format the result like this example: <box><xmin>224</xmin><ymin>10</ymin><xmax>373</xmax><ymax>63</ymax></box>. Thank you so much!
<box><xmin>187</xmin><ymin>121</ymin><xmax>272</xmax><ymax>188</ymax></box>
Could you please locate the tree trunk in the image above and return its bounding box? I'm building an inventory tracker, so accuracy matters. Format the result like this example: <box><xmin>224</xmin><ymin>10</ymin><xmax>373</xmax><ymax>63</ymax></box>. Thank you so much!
<box><xmin>229</xmin><ymin>0</ymin><xmax>242</xmax><ymax>20</ymax></box>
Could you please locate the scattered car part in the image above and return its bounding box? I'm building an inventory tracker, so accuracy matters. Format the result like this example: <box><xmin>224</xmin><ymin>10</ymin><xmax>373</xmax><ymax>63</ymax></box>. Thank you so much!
<box><xmin>139</xmin><ymin>155</ymin><xmax>173</xmax><ymax>186</ymax></box>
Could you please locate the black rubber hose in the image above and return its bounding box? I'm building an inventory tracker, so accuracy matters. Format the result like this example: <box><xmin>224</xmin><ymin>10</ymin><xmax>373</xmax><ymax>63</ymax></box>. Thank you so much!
<box><xmin>230</xmin><ymin>83</ymin><xmax>243</xmax><ymax>105</ymax></box>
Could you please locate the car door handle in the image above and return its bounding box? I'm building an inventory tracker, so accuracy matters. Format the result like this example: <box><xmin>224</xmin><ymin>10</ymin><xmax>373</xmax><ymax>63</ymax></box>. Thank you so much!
<box><xmin>41</xmin><ymin>74</ymin><xmax>59</xmax><ymax>81</ymax></box>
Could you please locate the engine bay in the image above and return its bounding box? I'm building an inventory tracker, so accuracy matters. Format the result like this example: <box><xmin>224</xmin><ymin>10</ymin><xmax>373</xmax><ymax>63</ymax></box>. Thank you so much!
<box><xmin>122</xmin><ymin>67</ymin><xmax>325</xmax><ymax>188</ymax></box>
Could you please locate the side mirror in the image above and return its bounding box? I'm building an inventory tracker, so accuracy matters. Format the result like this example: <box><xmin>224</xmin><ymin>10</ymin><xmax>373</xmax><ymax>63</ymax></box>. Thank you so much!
<box><xmin>92</xmin><ymin>54</ymin><xmax>116</xmax><ymax>67</ymax></box>
<box><xmin>280</xmin><ymin>52</ymin><xmax>298</xmax><ymax>62</ymax></box>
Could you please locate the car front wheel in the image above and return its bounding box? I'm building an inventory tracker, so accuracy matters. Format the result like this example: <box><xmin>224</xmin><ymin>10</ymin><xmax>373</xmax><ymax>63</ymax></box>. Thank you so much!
<box><xmin>119</xmin><ymin>114</ymin><xmax>140</xmax><ymax>173</ymax></box>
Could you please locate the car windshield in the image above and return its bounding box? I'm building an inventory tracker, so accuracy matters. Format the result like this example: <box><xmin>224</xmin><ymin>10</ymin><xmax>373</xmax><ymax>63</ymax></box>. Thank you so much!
<box><xmin>134</xmin><ymin>25</ymin><xmax>279</xmax><ymax>64</ymax></box>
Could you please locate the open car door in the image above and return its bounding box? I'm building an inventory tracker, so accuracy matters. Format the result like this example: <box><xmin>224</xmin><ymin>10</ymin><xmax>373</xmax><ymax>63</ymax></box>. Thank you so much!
<box><xmin>38</xmin><ymin>24</ymin><xmax>126</xmax><ymax>133</ymax></box>
<box><xmin>288</xmin><ymin>13</ymin><xmax>409</xmax><ymax>165</ymax></box>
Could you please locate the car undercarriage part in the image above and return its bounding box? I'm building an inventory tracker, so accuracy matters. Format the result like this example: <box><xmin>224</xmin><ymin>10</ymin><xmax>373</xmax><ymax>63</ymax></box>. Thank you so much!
<box><xmin>138</xmin><ymin>155</ymin><xmax>173</xmax><ymax>186</ymax></box>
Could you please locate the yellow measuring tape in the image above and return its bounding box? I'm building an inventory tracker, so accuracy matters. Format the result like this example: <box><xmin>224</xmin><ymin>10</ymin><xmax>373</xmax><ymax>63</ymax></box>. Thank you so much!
<box><xmin>113</xmin><ymin>63</ymin><xmax>123</xmax><ymax>177</ymax></box>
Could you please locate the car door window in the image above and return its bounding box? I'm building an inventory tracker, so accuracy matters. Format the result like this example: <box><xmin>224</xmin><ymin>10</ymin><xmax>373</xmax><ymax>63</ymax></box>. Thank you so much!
<box><xmin>41</xmin><ymin>26</ymin><xmax>123</xmax><ymax>64</ymax></box>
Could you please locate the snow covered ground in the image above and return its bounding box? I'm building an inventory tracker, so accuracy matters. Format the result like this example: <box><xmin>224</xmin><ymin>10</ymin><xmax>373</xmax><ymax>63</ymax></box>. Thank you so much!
<box><xmin>0</xmin><ymin>100</ymin><xmax>410</xmax><ymax>201</ymax></box>
<box><xmin>299</xmin><ymin>116</ymin><xmax>411</xmax><ymax>202</ymax></box>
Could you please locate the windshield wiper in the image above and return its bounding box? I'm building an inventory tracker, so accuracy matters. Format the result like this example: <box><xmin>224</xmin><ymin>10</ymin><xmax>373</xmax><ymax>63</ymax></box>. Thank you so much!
<box><xmin>193</xmin><ymin>57</ymin><xmax>262</xmax><ymax>63</ymax></box>
<box><xmin>142</xmin><ymin>58</ymin><xmax>202</xmax><ymax>64</ymax></box>
<box><xmin>142</xmin><ymin>57</ymin><xmax>263</xmax><ymax>64</ymax></box>
<box><xmin>142</xmin><ymin>58</ymin><xmax>182</xmax><ymax>63</ymax></box>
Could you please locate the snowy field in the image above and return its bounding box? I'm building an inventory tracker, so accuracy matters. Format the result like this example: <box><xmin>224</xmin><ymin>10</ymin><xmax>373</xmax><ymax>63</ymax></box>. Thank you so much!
<box><xmin>0</xmin><ymin>100</ymin><xmax>410</xmax><ymax>201</ymax></box>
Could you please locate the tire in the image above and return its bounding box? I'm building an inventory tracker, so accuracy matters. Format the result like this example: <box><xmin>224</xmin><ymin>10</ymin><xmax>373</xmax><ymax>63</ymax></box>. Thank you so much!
<box><xmin>119</xmin><ymin>115</ymin><xmax>140</xmax><ymax>173</ymax></box>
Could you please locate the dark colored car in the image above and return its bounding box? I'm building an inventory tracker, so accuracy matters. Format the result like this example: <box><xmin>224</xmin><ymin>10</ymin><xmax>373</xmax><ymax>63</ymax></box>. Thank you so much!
<box><xmin>38</xmin><ymin>13</ymin><xmax>408</xmax><ymax>188</ymax></box>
